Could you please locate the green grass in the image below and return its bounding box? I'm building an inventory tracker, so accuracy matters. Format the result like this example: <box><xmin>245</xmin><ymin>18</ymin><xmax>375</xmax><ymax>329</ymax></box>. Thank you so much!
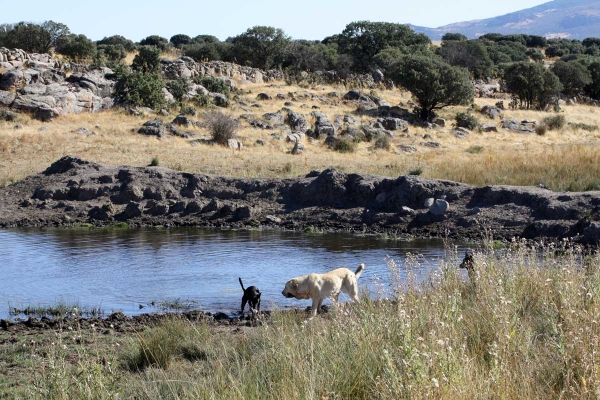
<box><xmin>8</xmin><ymin>302</ymin><xmax>104</xmax><ymax>319</ymax></box>
<box><xmin>2</xmin><ymin>240</ymin><xmax>600</xmax><ymax>399</ymax></box>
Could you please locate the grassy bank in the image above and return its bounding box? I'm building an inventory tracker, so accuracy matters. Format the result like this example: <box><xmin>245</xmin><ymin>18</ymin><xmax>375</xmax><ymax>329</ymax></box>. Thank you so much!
<box><xmin>1</xmin><ymin>241</ymin><xmax>599</xmax><ymax>399</ymax></box>
<box><xmin>1</xmin><ymin>82</ymin><xmax>600</xmax><ymax>191</ymax></box>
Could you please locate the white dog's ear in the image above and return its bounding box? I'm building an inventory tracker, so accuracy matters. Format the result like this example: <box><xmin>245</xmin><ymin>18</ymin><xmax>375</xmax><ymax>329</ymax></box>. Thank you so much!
<box><xmin>292</xmin><ymin>281</ymin><xmax>299</xmax><ymax>289</ymax></box>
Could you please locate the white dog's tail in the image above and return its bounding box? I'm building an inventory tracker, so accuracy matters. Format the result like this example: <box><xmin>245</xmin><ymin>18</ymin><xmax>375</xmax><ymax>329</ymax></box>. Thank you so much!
<box><xmin>354</xmin><ymin>264</ymin><xmax>365</xmax><ymax>279</ymax></box>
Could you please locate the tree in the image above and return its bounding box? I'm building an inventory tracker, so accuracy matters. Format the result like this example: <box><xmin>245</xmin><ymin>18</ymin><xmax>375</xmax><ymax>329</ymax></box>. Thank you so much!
<box><xmin>373</xmin><ymin>47</ymin><xmax>403</xmax><ymax>73</ymax></box>
<box><xmin>232</xmin><ymin>26</ymin><xmax>290</xmax><ymax>69</ymax></box>
<box><xmin>440</xmin><ymin>40</ymin><xmax>494</xmax><ymax>79</ymax></box>
<box><xmin>551</xmin><ymin>60</ymin><xmax>592</xmax><ymax>97</ymax></box>
<box><xmin>139</xmin><ymin>35</ymin><xmax>169</xmax><ymax>51</ymax></box>
<box><xmin>337</xmin><ymin>21</ymin><xmax>431</xmax><ymax>72</ymax></box>
<box><xmin>504</xmin><ymin>62</ymin><xmax>562</xmax><ymax>109</ymax></box>
<box><xmin>96</xmin><ymin>44</ymin><xmax>127</xmax><ymax>64</ymax></box>
<box><xmin>97</xmin><ymin>35</ymin><xmax>136</xmax><ymax>52</ymax></box>
<box><xmin>170</xmin><ymin>34</ymin><xmax>192</xmax><ymax>48</ymax></box>
<box><xmin>132</xmin><ymin>45</ymin><xmax>162</xmax><ymax>73</ymax></box>
<box><xmin>40</xmin><ymin>20</ymin><xmax>70</xmax><ymax>49</ymax></box>
<box><xmin>441</xmin><ymin>33</ymin><xmax>468</xmax><ymax>42</ymax></box>
<box><xmin>55</xmin><ymin>34</ymin><xmax>96</xmax><ymax>62</ymax></box>
<box><xmin>585</xmin><ymin>61</ymin><xmax>600</xmax><ymax>99</ymax></box>
<box><xmin>388</xmin><ymin>55</ymin><xmax>473</xmax><ymax>120</ymax></box>
<box><xmin>281</xmin><ymin>40</ymin><xmax>337</xmax><ymax>72</ymax></box>
<box><xmin>4</xmin><ymin>22</ymin><xmax>51</xmax><ymax>53</ymax></box>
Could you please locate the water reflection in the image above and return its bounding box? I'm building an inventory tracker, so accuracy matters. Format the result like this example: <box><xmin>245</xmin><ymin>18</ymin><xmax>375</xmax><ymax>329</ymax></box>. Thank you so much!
<box><xmin>0</xmin><ymin>228</ymin><xmax>467</xmax><ymax>319</ymax></box>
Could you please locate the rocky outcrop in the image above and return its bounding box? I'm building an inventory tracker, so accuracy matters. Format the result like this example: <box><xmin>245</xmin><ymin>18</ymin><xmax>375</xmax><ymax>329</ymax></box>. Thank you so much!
<box><xmin>1</xmin><ymin>156</ymin><xmax>599</xmax><ymax>245</ymax></box>
<box><xmin>160</xmin><ymin>57</ymin><xmax>283</xmax><ymax>83</ymax></box>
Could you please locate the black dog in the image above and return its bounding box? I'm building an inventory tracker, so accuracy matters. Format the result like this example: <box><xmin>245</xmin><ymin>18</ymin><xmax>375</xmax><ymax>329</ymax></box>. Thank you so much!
<box><xmin>239</xmin><ymin>277</ymin><xmax>261</xmax><ymax>317</ymax></box>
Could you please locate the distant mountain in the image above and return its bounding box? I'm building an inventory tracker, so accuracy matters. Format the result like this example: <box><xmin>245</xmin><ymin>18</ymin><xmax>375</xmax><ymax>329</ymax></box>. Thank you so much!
<box><xmin>410</xmin><ymin>0</ymin><xmax>600</xmax><ymax>40</ymax></box>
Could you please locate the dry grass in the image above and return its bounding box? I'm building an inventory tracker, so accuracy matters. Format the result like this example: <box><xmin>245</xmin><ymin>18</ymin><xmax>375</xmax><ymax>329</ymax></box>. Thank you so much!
<box><xmin>1</xmin><ymin>82</ymin><xmax>600</xmax><ymax>191</ymax></box>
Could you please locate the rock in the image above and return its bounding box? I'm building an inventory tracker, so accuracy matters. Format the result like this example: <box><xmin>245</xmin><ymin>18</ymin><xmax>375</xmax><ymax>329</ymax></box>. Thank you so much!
<box><xmin>14</xmin><ymin>124</ymin><xmax>23</xmax><ymax>129</ymax></box>
<box><xmin>420</xmin><ymin>141</ymin><xmax>441</xmax><ymax>148</ymax></box>
<box><xmin>227</xmin><ymin>139</ymin><xmax>243</xmax><ymax>150</ymax></box>
<box><xmin>452</xmin><ymin>128</ymin><xmax>469</xmax><ymax>139</ymax></box>
<box><xmin>233</xmin><ymin>206</ymin><xmax>253</xmax><ymax>220</ymax></box>
<box><xmin>263</xmin><ymin>111</ymin><xmax>284</xmax><ymax>125</ymax></box>
<box><xmin>398</xmin><ymin>145</ymin><xmax>417</xmax><ymax>154</ymax></box>
<box><xmin>286</xmin><ymin>132</ymin><xmax>305</xmax><ymax>143</ymax></box>
<box><xmin>184</xmin><ymin>201</ymin><xmax>203</xmax><ymax>214</ymax></box>
<box><xmin>400</xmin><ymin>206</ymin><xmax>415</xmax><ymax>215</ymax></box>
<box><xmin>429</xmin><ymin>199</ymin><xmax>449</xmax><ymax>216</ymax></box>
<box><xmin>211</xmin><ymin>93</ymin><xmax>228</xmax><ymax>107</ymax></box>
<box><xmin>117</xmin><ymin>202</ymin><xmax>142</xmax><ymax>220</ymax></box>
<box><xmin>378</xmin><ymin>117</ymin><xmax>408</xmax><ymax>131</ymax></box>
<box><xmin>265</xmin><ymin>215</ymin><xmax>282</xmax><ymax>224</ymax></box>
<box><xmin>0</xmin><ymin>108</ymin><xmax>17</xmax><ymax>121</ymax></box>
<box><xmin>162</xmin><ymin>87</ymin><xmax>175</xmax><ymax>104</ymax></box>
<box><xmin>34</xmin><ymin>107</ymin><xmax>57</xmax><ymax>122</ymax></box>
<box><xmin>88</xmin><ymin>205</ymin><xmax>112</xmax><ymax>221</ymax></box>
<box><xmin>0</xmin><ymin>90</ymin><xmax>16</xmax><ymax>106</ymax></box>
<box><xmin>312</xmin><ymin>112</ymin><xmax>335</xmax><ymax>138</ymax></box>
<box><xmin>502</xmin><ymin>118</ymin><xmax>535</xmax><ymax>133</ymax></box>
<box><xmin>285</xmin><ymin>111</ymin><xmax>310</xmax><ymax>132</ymax></box>
<box><xmin>172</xmin><ymin>114</ymin><xmax>192</xmax><ymax>126</ymax></box>
<box><xmin>292</xmin><ymin>142</ymin><xmax>305</xmax><ymax>155</ymax></box>
<box><xmin>433</xmin><ymin>118</ymin><xmax>446</xmax><ymax>127</ymax></box>
<box><xmin>480</xmin><ymin>124</ymin><xmax>498</xmax><ymax>132</ymax></box>
<box><xmin>424</xmin><ymin>198</ymin><xmax>435</xmax><ymax>208</ymax></box>
<box><xmin>75</xmin><ymin>127</ymin><xmax>92</xmax><ymax>136</ymax></box>
<box><xmin>256</xmin><ymin>93</ymin><xmax>272</xmax><ymax>101</ymax></box>
<box><xmin>481</xmin><ymin>105</ymin><xmax>503</xmax><ymax>119</ymax></box>
<box><xmin>372</xmin><ymin>69</ymin><xmax>384</xmax><ymax>83</ymax></box>
<box><xmin>467</xmin><ymin>207</ymin><xmax>481</xmax><ymax>216</ymax></box>
<box><xmin>255</xmin><ymin>139</ymin><xmax>265</xmax><ymax>146</ymax></box>
<box><xmin>202</xmin><ymin>199</ymin><xmax>220</xmax><ymax>213</ymax></box>
<box><xmin>138</xmin><ymin>119</ymin><xmax>166</xmax><ymax>138</ymax></box>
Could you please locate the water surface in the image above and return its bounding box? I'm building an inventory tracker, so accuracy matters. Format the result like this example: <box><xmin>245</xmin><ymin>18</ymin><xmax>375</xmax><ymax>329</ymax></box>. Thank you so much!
<box><xmin>0</xmin><ymin>228</ymin><xmax>466</xmax><ymax>319</ymax></box>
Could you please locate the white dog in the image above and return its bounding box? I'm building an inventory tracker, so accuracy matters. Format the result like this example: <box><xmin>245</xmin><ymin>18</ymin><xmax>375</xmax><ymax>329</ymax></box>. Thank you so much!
<box><xmin>282</xmin><ymin>264</ymin><xmax>365</xmax><ymax>318</ymax></box>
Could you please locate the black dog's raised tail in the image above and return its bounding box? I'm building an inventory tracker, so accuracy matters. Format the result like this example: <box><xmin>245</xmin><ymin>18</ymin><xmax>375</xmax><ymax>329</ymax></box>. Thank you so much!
<box><xmin>239</xmin><ymin>277</ymin><xmax>245</xmax><ymax>291</ymax></box>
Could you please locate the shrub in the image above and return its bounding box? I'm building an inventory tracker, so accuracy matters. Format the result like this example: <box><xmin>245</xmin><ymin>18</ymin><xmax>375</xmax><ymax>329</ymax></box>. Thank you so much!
<box><xmin>132</xmin><ymin>45</ymin><xmax>161</xmax><ymax>74</ymax></box>
<box><xmin>166</xmin><ymin>77</ymin><xmax>190</xmax><ymax>102</ymax></box>
<box><xmin>408</xmin><ymin>167</ymin><xmax>424</xmax><ymax>176</ymax></box>
<box><xmin>536</xmin><ymin>124</ymin><xmax>547</xmax><ymax>136</ymax></box>
<box><xmin>149</xmin><ymin>157</ymin><xmax>159</xmax><ymax>167</ymax></box>
<box><xmin>197</xmin><ymin>76</ymin><xmax>230</xmax><ymax>97</ymax></box>
<box><xmin>192</xmin><ymin>93</ymin><xmax>214</xmax><ymax>108</ymax></box>
<box><xmin>55</xmin><ymin>34</ymin><xmax>97</xmax><ymax>62</ymax></box>
<box><xmin>455</xmin><ymin>112</ymin><xmax>479</xmax><ymax>130</ymax></box>
<box><xmin>116</xmin><ymin>71</ymin><xmax>166</xmax><ymax>110</ymax></box>
<box><xmin>466</xmin><ymin>145</ymin><xmax>484</xmax><ymax>154</ymax></box>
<box><xmin>570</xmin><ymin>122</ymin><xmax>598</xmax><ymax>131</ymax></box>
<box><xmin>179</xmin><ymin>103</ymin><xmax>196</xmax><ymax>116</ymax></box>
<box><xmin>205</xmin><ymin>111</ymin><xmax>238</xmax><ymax>145</ymax></box>
<box><xmin>331</xmin><ymin>137</ymin><xmax>357</xmax><ymax>153</ymax></box>
<box><xmin>542</xmin><ymin>115</ymin><xmax>566</xmax><ymax>130</ymax></box>
<box><xmin>374</xmin><ymin>134</ymin><xmax>391</xmax><ymax>150</ymax></box>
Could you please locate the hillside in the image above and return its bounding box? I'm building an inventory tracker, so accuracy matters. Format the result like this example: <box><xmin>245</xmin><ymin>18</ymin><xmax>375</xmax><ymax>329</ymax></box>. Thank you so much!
<box><xmin>410</xmin><ymin>0</ymin><xmax>600</xmax><ymax>39</ymax></box>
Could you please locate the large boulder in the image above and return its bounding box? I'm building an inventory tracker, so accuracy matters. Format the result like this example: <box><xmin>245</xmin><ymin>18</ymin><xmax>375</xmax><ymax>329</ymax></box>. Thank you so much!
<box><xmin>0</xmin><ymin>90</ymin><xmax>16</xmax><ymax>106</ymax></box>
<box><xmin>138</xmin><ymin>119</ymin><xmax>166</xmax><ymax>138</ymax></box>
<box><xmin>286</xmin><ymin>111</ymin><xmax>310</xmax><ymax>132</ymax></box>
<box><xmin>481</xmin><ymin>105</ymin><xmax>503</xmax><ymax>119</ymax></box>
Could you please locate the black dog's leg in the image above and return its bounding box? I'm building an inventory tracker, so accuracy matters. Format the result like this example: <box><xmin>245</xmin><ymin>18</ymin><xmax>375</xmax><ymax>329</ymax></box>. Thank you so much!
<box><xmin>241</xmin><ymin>297</ymin><xmax>247</xmax><ymax>315</ymax></box>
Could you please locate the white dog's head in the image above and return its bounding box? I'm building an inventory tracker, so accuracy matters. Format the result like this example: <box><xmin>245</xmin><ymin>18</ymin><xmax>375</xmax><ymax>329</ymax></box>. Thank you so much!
<box><xmin>282</xmin><ymin>279</ymin><xmax>298</xmax><ymax>298</ymax></box>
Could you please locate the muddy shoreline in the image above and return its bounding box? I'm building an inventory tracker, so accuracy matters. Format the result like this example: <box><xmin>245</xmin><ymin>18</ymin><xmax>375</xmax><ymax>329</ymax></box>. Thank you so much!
<box><xmin>0</xmin><ymin>156</ymin><xmax>598</xmax><ymax>245</ymax></box>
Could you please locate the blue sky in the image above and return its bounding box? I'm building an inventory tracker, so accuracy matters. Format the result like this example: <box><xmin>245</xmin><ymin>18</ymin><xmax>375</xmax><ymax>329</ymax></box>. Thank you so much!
<box><xmin>1</xmin><ymin>0</ymin><xmax>550</xmax><ymax>41</ymax></box>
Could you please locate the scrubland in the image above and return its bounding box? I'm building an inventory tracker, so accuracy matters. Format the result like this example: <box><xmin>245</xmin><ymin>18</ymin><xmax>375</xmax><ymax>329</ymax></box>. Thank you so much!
<box><xmin>1</xmin><ymin>81</ymin><xmax>600</xmax><ymax>192</ymax></box>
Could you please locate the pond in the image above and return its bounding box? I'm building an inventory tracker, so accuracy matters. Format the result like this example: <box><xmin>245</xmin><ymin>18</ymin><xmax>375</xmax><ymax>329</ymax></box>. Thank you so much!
<box><xmin>0</xmin><ymin>228</ymin><xmax>469</xmax><ymax>319</ymax></box>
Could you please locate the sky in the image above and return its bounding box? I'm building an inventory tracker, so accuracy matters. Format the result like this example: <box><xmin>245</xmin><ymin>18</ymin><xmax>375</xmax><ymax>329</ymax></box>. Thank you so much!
<box><xmin>1</xmin><ymin>0</ymin><xmax>551</xmax><ymax>42</ymax></box>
